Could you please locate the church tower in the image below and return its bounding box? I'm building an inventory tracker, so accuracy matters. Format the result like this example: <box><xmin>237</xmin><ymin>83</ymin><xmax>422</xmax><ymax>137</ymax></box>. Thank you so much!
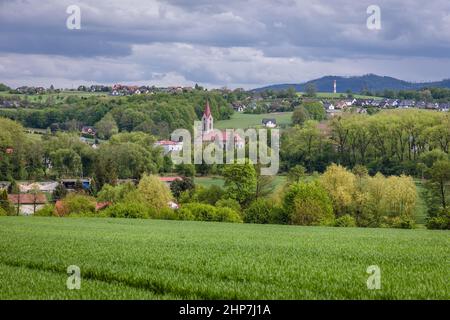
<box><xmin>201</xmin><ymin>100</ymin><xmax>213</xmax><ymax>134</ymax></box>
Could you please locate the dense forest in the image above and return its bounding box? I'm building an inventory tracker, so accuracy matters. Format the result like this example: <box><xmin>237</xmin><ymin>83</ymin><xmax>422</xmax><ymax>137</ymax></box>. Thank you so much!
<box><xmin>281</xmin><ymin>109</ymin><xmax>450</xmax><ymax>175</ymax></box>
<box><xmin>0</xmin><ymin>91</ymin><xmax>233</xmax><ymax>138</ymax></box>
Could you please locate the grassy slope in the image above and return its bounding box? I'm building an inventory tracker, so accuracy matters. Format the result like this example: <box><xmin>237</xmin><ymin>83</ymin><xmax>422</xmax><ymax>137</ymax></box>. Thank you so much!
<box><xmin>0</xmin><ymin>217</ymin><xmax>448</xmax><ymax>300</ymax></box>
<box><xmin>215</xmin><ymin>112</ymin><xmax>293</xmax><ymax>130</ymax></box>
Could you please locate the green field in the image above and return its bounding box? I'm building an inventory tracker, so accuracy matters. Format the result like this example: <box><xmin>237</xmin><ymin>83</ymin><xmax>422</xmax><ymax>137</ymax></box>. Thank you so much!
<box><xmin>0</xmin><ymin>217</ymin><xmax>448</xmax><ymax>299</ymax></box>
<box><xmin>194</xmin><ymin>176</ymin><xmax>226</xmax><ymax>188</ymax></box>
<box><xmin>215</xmin><ymin>112</ymin><xmax>293</xmax><ymax>130</ymax></box>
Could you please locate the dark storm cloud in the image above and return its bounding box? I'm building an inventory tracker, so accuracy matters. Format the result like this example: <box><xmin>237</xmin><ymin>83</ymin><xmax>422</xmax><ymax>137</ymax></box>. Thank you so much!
<box><xmin>0</xmin><ymin>0</ymin><xmax>450</xmax><ymax>87</ymax></box>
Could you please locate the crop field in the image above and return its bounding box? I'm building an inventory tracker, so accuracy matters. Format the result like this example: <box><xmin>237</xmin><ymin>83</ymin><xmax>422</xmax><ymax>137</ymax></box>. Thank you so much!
<box><xmin>0</xmin><ymin>217</ymin><xmax>448</xmax><ymax>300</ymax></box>
<box><xmin>215</xmin><ymin>112</ymin><xmax>293</xmax><ymax>130</ymax></box>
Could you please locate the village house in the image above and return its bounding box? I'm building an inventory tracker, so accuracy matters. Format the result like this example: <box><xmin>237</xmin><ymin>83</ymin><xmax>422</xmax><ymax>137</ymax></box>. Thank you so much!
<box><xmin>323</xmin><ymin>102</ymin><xmax>335</xmax><ymax>110</ymax></box>
<box><xmin>19</xmin><ymin>181</ymin><xmax>59</xmax><ymax>193</ymax></box>
<box><xmin>334</xmin><ymin>101</ymin><xmax>348</xmax><ymax>109</ymax></box>
<box><xmin>232</xmin><ymin>102</ymin><xmax>245</xmax><ymax>112</ymax></box>
<box><xmin>81</xmin><ymin>126</ymin><xmax>96</xmax><ymax>137</ymax></box>
<box><xmin>262</xmin><ymin>118</ymin><xmax>277</xmax><ymax>128</ymax></box>
<box><xmin>399</xmin><ymin>100</ymin><xmax>415</xmax><ymax>108</ymax></box>
<box><xmin>61</xmin><ymin>179</ymin><xmax>91</xmax><ymax>191</ymax></box>
<box><xmin>8</xmin><ymin>193</ymin><xmax>47</xmax><ymax>215</ymax></box>
<box><xmin>346</xmin><ymin>98</ymin><xmax>357</xmax><ymax>106</ymax></box>
<box><xmin>439</xmin><ymin>103</ymin><xmax>450</xmax><ymax>112</ymax></box>
<box><xmin>426</xmin><ymin>102</ymin><xmax>439</xmax><ymax>110</ymax></box>
<box><xmin>416</xmin><ymin>101</ymin><xmax>427</xmax><ymax>109</ymax></box>
<box><xmin>154</xmin><ymin>140</ymin><xmax>184</xmax><ymax>154</ymax></box>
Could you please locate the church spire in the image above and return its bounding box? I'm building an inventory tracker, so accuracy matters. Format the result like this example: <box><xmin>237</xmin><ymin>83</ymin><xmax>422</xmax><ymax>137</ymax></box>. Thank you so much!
<box><xmin>202</xmin><ymin>99</ymin><xmax>213</xmax><ymax>133</ymax></box>
<box><xmin>203</xmin><ymin>100</ymin><xmax>211</xmax><ymax>118</ymax></box>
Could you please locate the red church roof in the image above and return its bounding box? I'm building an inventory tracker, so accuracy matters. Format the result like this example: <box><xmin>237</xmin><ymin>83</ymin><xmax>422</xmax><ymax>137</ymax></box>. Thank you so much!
<box><xmin>203</xmin><ymin>100</ymin><xmax>211</xmax><ymax>117</ymax></box>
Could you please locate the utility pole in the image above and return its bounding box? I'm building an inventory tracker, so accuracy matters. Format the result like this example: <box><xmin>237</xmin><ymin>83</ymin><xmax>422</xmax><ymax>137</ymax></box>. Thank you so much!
<box><xmin>16</xmin><ymin>192</ymin><xmax>20</xmax><ymax>216</ymax></box>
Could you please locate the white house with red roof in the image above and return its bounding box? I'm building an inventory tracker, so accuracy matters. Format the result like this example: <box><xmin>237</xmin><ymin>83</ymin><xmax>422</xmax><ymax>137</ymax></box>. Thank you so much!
<box><xmin>154</xmin><ymin>140</ymin><xmax>183</xmax><ymax>154</ymax></box>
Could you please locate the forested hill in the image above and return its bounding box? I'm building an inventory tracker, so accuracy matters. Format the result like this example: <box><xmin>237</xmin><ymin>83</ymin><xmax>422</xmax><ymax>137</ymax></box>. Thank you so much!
<box><xmin>0</xmin><ymin>92</ymin><xmax>233</xmax><ymax>138</ymax></box>
<box><xmin>252</xmin><ymin>74</ymin><xmax>450</xmax><ymax>93</ymax></box>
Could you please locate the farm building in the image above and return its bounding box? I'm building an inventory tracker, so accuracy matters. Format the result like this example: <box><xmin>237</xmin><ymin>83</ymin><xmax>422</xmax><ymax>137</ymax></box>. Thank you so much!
<box><xmin>8</xmin><ymin>194</ymin><xmax>47</xmax><ymax>215</ymax></box>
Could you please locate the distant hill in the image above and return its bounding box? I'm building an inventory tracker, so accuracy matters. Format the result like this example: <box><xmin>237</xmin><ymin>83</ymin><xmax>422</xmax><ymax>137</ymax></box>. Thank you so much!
<box><xmin>252</xmin><ymin>74</ymin><xmax>450</xmax><ymax>93</ymax></box>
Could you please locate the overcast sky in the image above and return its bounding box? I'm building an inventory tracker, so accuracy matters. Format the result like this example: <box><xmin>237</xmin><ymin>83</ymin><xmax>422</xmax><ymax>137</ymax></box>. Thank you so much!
<box><xmin>1</xmin><ymin>0</ymin><xmax>450</xmax><ymax>89</ymax></box>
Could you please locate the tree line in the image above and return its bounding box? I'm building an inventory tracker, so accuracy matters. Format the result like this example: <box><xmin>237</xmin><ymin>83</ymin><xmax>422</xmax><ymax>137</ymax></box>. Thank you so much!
<box><xmin>0</xmin><ymin>91</ymin><xmax>233</xmax><ymax>138</ymax></box>
<box><xmin>283</xmin><ymin>109</ymin><xmax>449</xmax><ymax>176</ymax></box>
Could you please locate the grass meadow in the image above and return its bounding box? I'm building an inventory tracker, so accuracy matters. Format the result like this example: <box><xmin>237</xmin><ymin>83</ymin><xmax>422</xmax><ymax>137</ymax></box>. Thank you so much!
<box><xmin>0</xmin><ymin>217</ymin><xmax>448</xmax><ymax>300</ymax></box>
<box><xmin>215</xmin><ymin>112</ymin><xmax>293</xmax><ymax>130</ymax></box>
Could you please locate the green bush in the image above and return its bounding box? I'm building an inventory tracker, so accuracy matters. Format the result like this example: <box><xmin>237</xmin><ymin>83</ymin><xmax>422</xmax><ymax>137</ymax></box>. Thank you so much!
<box><xmin>58</xmin><ymin>194</ymin><xmax>96</xmax><ymax>216</ymax></box>
<box><xmin>427</xmin><ymin>211</ymin><xmax>450</xmax><ymax>230</ymax></box>
<box><xmin>0</xmin><ymin>189</ymin><xmax>15</xmax><ymax>215</ymax></box>
<box><xmin>335</xmin><ymin>214</ymin><xmax>357</xmax><ymax>227</ymax></box>
<box><xmin>97</xmin><ymin>182</ymin><xmax>135</xmax><ymax>203</ymax></box>
<box><xmin>0</xmin><ymin>207</ymin><xmax>7</xmax><ymax>216</ymax></box>
<box><xmin>103</xmin><ymin>202</ymin><xmax>149</xmax><ymax>219</ymax></box>
<box><xmin>176</xmin><ymin>208</ymin><xmax>195</xmax><ymax>221</ymax></box>
<box><xmin>269</xmin><ymin>206</ymin><xmax>289</xmax><ymax>225</ymax></box>
<box><xmin>215</xmin><ymin>198</ymin><xmax>241</xmax><ymax>213</ymax></box>
<box><xmin>179</xmin><ymin>203</ymin><xmax>242</xmax><ymax>223</ymax></box>
<box><xmin>151</xmin><ymin>208</ymin><xmax>178</xmax><ymax>220</ymax></box>
<box><xmin>195</xmin><ymin>185</ymin><xmax>225</xmax><ymax>205</ymax></box>
<box><xmin>283</xmin><ymin>181</ymin><xmax>334</xmax><ymax>226</ymax></box>
<box><xmin>216</xmin><ymin>207</ymin><xmax>243</xmax><ymax>223</ymax></box>
<box><xmin>183</xmin><ymin>203</ymin><xmax>218</xmax><ymax>221</ymax></box>
<box><xmin>390</xmin><ymin>216</ymin><xmax>416</xmax><ymax>229</ymax></box>
<box><xmin>34</xmin><ymin>204</ymin><xmax>55</xmax><ymax>217</ymax></box>
<box><xmin>244</xmin><ymin>199</ymin><xmax>274</xmax><ymax>224</ymax></box>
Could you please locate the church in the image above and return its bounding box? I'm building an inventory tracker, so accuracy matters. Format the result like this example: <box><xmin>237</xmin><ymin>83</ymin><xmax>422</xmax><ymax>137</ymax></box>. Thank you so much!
<box><xmin>201</xmin><ymin>100</ymin><xmax>244</xmax><ymax>149</ymax></box>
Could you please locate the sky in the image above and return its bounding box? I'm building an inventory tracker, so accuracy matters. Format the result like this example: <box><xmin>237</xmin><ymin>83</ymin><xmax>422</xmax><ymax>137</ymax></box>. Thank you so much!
<box><xmin>1</xmin><ymin>0</ymin><xmax>450</xmax><ymax>89</ymax></box>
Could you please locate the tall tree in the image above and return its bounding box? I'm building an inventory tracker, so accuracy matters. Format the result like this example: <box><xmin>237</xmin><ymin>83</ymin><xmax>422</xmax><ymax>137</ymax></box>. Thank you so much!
<box><xmin>429</xmin><ymin>160</ymin><xmax>450</xmax><ymax>209</ymax></box>
<box><xmin>137</xmin><ymin>174</ymin><xmax>173</xmax><ymax>211</ymax></box>
<box><xmin>305</xmin><ymin>83</ymin><xmax>317</xmax><ymax>97</ymax></box>
<box><xmin>223</xmin><ymin>160</ymin><xmax>257</xmax><ymax>206</ymax></box>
